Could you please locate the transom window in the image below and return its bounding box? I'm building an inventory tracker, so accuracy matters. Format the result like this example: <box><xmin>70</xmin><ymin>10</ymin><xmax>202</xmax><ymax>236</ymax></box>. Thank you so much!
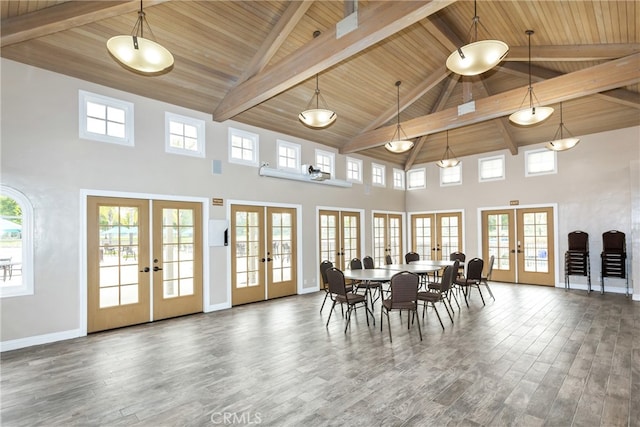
<box><xmin>346</xmin><ymin>157</ymin><xmax>363</xmax><ymax>183</ymax></box>
<box><xmin>372</xmin><ymin>163</ymin><xmax>385</xmax><ymax>187</ymax></box>
<box><xmin>277</xmin><ymin>140</ymin><xmax>301</xmax><ymax>172</ymax></box>
<box><xmin>407</xmin><ymin>168</ymin><xmax>426</xmax><ymax>190</ymax></box>
<box><xmin>440</xmin><ymin>163</ymin><xmax>462</xmax><ymax>186</ymax></box>
<box><xmin>479</xmin><ymin>155</ymin><xmax>505</xmax><ymax>181</ymax></box>
<box><xmin>526</xmin><ymin>149</ymin><xmax>557</xmax><ymax>176</ymax></box>
<box><xmin>393</xmin><ymin>168</ymin><xmax>405</xmax><ymax>190</ymax></box>
<box><xmin>165</xmin><ymin>112</ymin><xmax>205</xmax><ymax>158</ymax></box>
<box><xmin>79</xmin><ymin>90</ymin><xmax>134</xmax><ymax>146</ymax></box>
<box><xmin>315</xmin><ymin>149</ymin><xmax>335</xmax><ymax>176</ymax></box>
<box><xmin>0</xmin><ymin>186</ymin><xmax>34</xmax><ymax>298</ymax></box>
<box><xmin>229</xmin><ymin>128</ymin><xmax>259</xmax><ymax>167</ymax></box>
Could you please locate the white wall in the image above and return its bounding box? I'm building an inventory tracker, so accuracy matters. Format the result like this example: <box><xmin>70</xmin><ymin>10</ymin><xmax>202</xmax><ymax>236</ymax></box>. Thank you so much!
<box><xmin>406</xmin><ymin>126</ymin><xmax>639</xmax><ymax>296</ymax></box>
<box><xmin>0</xmin><ymin>59</ymin><xmax>405</xmax><ymax>347</ymax></box>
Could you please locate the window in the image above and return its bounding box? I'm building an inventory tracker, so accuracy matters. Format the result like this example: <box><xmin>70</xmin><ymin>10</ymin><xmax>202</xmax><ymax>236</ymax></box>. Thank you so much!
<box><xmin>371</xmin><ymin>163</ymin><xmax>386</xmax><ymax>187</ymax></box>
<box><xmin>479</xmin><ymin>155</ymin><xmax>505</xmax><ymax>181</ymax></box>
<box><xmin>526</xmin><ymin>149</ymin><xmax>557</xmax><ymax>176</ymax></box>
<box><xmin>407</xmin><ymin>168</ymin><xmax>426</xmax><ymax>190</ymax></box>
<box><xmin>79</xmin><ymin>90</ymin><xmax>134</xmax><ymax>146</ymax></box>
<box><xmin>0</xmin><ymin>186</ymin><xmax>34</xmax><ymax>298</ymax></box>
<box><xmin>315</xmin><ymin>149</ymin><xmax>335</xmax><ymax>177</ymax></box>
<box><xmin>346</xmin><ymin>157</ymin><xmax>363</xmax><ymax>183</ymax></box>
<box><xmin>165</xmin><ymin>112</ymin><xmax>205</xmax><ymax>158</ymax></box>
<box><xmin>440</xmin><ymin>163</ymin><xmax>462</xmax><ymax>186</ymax></box>
<box><xmin>229</xmin><ymin>128</ymin><xmax>259</xmax><ymax>166</ymax></box>
<box><xmin>393</xmin><ymin>168</ymin><xmax>405</xmax><ymax>190</ymax></box>
<box><xmin>277</xmin><ymin>140</ymin><xmax>301</xmax><ymax>172</ymax></box>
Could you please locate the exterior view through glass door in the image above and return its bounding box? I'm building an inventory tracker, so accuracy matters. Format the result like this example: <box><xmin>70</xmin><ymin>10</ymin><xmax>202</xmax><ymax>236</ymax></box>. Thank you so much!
<box><xmin>87</xmin><ymin>197</ymin><xmax>203</xmax><ymax>333</ymax></box>
<box><xmin>318</xmin><ymin>209</ymin><xmax>360</xmax><ymax>270</ymax></box>
<box><xmin>373</xmin><ymin>213</ymin><xmax>402</xmax><ymax>266</ymax></box>
<box><xmin>231</xmin><ymin>204</ymin><xmax>297</xmax><ymax>305</ymax></box>
<box><xmin>482</xmin><ymin>206</ymin><xmax>555</xmax><ymax>286</ymax></box>
<box><xmin>411</xmin><ymin>212</ymin><xmax>462</xmax><ymax>261</ymax></box>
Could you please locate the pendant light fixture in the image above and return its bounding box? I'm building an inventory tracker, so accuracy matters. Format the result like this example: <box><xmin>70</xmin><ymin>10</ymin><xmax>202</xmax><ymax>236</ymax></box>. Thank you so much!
<box><xmin>436</xmin><ymin>131</ymin><xmax>460</xmax><ymax>168</ymax></box>
<box><xmin>107</xmin><ymin>0</ymin><xmax>174</xmax><ymax>75</ymax></box>
<box><xmin>298</xmin><ymin>31</ymin><xmax>337</xmax><ymax>129</ymax></box>
<box><xmin>446</xmin><ymin>0</ymin><xmax>509</xmax><ymax>76</ymax></box>
<box><xmin>509</xmin><ymin>30</ymin><xmax>554</xmax><ymax>126</ymax></box>
<box><xmin>545</xmin><ymin>102</ymin><xmax>580</xmax><ymax>151</ymax></box>
<box><xmin>384</xmin><ymin>81</ymin><xmax>414</xmax><ymax>154</ymax></box>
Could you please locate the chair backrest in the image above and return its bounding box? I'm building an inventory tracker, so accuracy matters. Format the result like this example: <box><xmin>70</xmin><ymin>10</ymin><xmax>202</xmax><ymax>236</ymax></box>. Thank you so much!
<box><xmin>320</xmin><ymin>260</ymin><xmax>333</xmax><ymax>287</ymax></box>
<box><xmin>385</xmin><ymin>255</ymin><xmax>393</xmax><ymax>265</ymax></box>
<box><xmin>486</xmin><ymin>255</ymin><xmax>495</xmax><ymax>279</ymax></box>
<box><xmin>568</xmin><ymin>231</ymin><xmax>589</xmax><ymax>252</ymax></box>
<box><xmin>602</xmin><ymin>230</ymin><xmax>625</xmax><ymax>253</ymax></box>
<box><xmin>326</xmin><ymin>267</ymin><xmax>347</xmax><ymax>297</ymax></box>
<box><xmin>450</xmin><ymin>251</ymin><xmax>466</xmax><ymax>263</ymax></box>
<box><xmin>390</xmin><ymin>271</ymin><xmax>419</xmax><ymax>303</ymax></box>
<box><xmin>362</xmin><ymin>255</ymin><xmax>375</xmax><ymax>269</ymax></box>
<box><xmin>439</xmin><ymin>262</ymin><xmax>457</xmax><ymax>293</ymax></box>
<box><xmin>350</xmin><ymin>258</ymin><xmax>362</xmax><ymax>270</ymax></box>
<box><xmin>405</xmin><ymin>252</ymin><xmax>420</xmax><ymax>263</ymax></box>
<box><xmin>465</xmin><ymin>258</ymin><xmax>484</xmax><ymax>281</ymax></box>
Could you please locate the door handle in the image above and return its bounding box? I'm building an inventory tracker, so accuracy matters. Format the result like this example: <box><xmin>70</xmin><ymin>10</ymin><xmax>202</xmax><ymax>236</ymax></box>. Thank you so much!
<box><xmin>153</xmin><ymin>266</ymin><xmax>163</xmax><ymax>271</ymax></box>
<box><xmin>139</xmin><ymin>267</ymin><xmax>150</xmax><ymax>273</ymax></box>
<box><xmin>510</xmin><ymin>250</ymin><xmax>515</xmax><ymax>253</ymax></box>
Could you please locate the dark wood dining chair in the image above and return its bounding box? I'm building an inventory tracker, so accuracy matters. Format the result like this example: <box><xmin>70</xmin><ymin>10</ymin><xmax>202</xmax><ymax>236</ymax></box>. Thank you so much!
<box><xmin>325</xmin><ymin>267</ymin><xmax>371</xmax><ymax>333</ymax></box>
<box><xmin>381</xmin><ymin>271</ymin><xmax>422</xmax><ymax>342</ymax></box>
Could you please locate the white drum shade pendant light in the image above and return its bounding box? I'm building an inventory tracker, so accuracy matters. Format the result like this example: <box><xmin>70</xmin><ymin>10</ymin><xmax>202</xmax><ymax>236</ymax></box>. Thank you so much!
<box><xmin>509</xmin><ymin>30</ymin><xmax>554</xmax><ymax>125</ymax></box>
<box><xmin>384</xmin><ymin>81</ymin><xmax>414</xmax><ymax>154</ymax></box>
<box><xmin>107</xmin><ymin>0</ymin><xmax>174</xmax><ymax>75</ymax></box>
<box><xmin>446</xmin><ymin>0</ymin><xmax>509</xmax><ymax>76</ymax></box>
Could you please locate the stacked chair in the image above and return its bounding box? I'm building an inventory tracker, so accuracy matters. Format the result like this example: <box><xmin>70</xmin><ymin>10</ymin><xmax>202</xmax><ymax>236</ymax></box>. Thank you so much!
<box><xmin>601</xmin><ymin>230</ymin><xmax>628</xmax><ymax>296</ymax></box>
<box><xmin>564</xmin><ymin>231</ymin><xmax>591</xmax><ymax>293</ymax></box>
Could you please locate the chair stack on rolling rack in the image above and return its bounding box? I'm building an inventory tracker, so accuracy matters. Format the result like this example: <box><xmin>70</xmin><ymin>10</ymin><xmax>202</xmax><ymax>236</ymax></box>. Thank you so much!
<box><xmin>564</xmin><ymin>231</ymin><xmax>590</xmax><ymax>293</ymax></box>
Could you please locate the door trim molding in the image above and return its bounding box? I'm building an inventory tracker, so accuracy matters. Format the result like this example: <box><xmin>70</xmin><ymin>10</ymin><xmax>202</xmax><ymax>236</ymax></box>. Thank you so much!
<box><xmin>407</xmin><ymin>209</ymin><xmax>465</xmax><ymax>256</ymax></box>
<box><xmin>80</xmin><ymin>189</ymin><xmax>210</xmax><ymax>336</ymax></box>
<box><xmin>476</xmin><ymin>203</ymin><xmax>559</xmax><ymax>287</ymax></box>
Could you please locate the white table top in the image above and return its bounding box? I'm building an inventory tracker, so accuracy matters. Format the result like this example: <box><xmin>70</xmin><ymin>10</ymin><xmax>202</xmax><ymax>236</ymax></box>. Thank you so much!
<box><xmin>380</xmin><ymin>264</ymin><xmax>443</xmax><ymax>274</ymax></box>
<box><xmin>342</xmin><ymin>268</ymin><xmax>396</xmax><ymax>282</ymax></box>
<box><xmin>409</xmin><ymin>259</ymin><xmax>456</xmax><ymax>268</ymax></box>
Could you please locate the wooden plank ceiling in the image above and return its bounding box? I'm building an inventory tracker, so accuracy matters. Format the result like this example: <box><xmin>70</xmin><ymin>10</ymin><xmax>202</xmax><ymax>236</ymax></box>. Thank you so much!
<box><xmin>2</xmin><ymin>0</ymin><xmax>639</xmax><ymax>169</ymax></box>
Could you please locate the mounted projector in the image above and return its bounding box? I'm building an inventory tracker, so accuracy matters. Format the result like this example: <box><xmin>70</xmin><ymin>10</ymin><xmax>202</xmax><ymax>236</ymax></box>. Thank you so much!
<box><xmin>305</xmin><ymin>165</ymin><xmax>331</xmax><ymax>181</ymax></box>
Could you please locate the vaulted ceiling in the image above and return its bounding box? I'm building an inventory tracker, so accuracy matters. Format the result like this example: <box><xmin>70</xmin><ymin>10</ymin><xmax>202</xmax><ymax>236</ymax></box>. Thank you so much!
<box><xmin>2</xmin><ymin>1</ymin><xmax>639</xmax><ymax>169</ymax></box>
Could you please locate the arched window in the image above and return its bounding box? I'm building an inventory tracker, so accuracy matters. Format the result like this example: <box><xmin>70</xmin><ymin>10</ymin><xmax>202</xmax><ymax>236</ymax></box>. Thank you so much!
<box><xmin>0</xmin><ymin>186</ymin><xmax>34</xmax><ymax>297</ymax></box>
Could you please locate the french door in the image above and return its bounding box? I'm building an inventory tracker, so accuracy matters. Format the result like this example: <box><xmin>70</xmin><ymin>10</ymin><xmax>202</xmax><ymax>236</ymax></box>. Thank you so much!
<box><xmin>87</xmin><ymin>197</ymin><xmax>203</xmax><ymax>333</ymax></box>
<box><xmin>481</xmin><ymin>206</ymin><xmax>555</xmax><ymax>286</ymax></box>
<box><xmin>318</xmin><ymin>209</ymin><xmax>360</xmax><ymax>271</ymax></box>
<box><xmin>231</xmin><ymin>204</ymin><xmax>297</xmax><ymax>305</ymax></box>
<box><xmin>411</xmin><ymin>212</ymin><xmax>463</xmax><ymax>261</ymax></box>
<box><xmin>372</xmin><ymin>212</ymin><xmax>403</xmax><ymax>266</ymax></box>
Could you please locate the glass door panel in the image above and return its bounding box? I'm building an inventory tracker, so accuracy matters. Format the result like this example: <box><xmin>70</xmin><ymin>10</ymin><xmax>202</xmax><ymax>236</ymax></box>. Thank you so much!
<box><xmin>231</xmin><ymin>205</ymin><xmax>265</xmax><ymax>305</ymax></box>
<box><xmin>267</xmin><ymin>207</ymin><xmax>296</xmax><ymax>299</ymax></box>
<box><xmin>482</xmin><ymin>210</ymin><xmax>515</xmax><ymax>282</ymax></box>
<box><xmin>518</xmin><ymin>207</ymin><xmax>555</xmax><ymax>286</ymax></box>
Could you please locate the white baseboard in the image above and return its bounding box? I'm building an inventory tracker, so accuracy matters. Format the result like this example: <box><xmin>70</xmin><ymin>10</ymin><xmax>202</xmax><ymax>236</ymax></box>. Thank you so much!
<box><xmin>204</xmin><ymin>302</ymin><xmax>231</xmax><ymax>313</ymax></box>
<box><xmin>299</xmin><ymin>287</ymin><xmax>318</xmax><ymax>295</ymax></box>
<box><xmin>1</xmin><ymin>328</ymin><xmax>83</xmax><ymax>352</ymax></box>
<box><xmin>555</xmin><ymin>282</ymin><xmax>633</xmax><ymax>295</ymax></box>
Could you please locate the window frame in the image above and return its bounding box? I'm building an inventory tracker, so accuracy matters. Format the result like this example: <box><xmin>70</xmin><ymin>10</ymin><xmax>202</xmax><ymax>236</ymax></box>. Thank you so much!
<box><xmin>392</xmin><ymin>168</ymin><xmax>405</xmax><ymax>190</ymax></box>
<box><xmin>315</xmin><ymin>149</ymin><xmax>335</xmax><ymax>177</ymax></box>
<box><xmin>0</xmin><ymin>186</ymin><xmax>34</xmax><ymax>298</ymax></box>
<box><xmin>276</xmin><ymin>140</ymin><xmax>301</xmax><ymax>172</ymax></box>
<box><xmin>407</xmin><ymin>168</ymin><xmax>426</xmax><ymax>190</ymax></box>
<box><xmin>228</xmin><ymin>127</ymin><xmax>260</xmax><ymax>167</ymax></box>
<box><xmin>440</xmin><ymin>163</ymin><xmax>462</xmax><ymax>186</ymax></box>
<box><xmin>371</xmin><ymin>163</ymin><xmax>386</xmax><ymax>187</ymax></box>
<box><xmin>346</xmin><ymin>157</ymin><xmax>363</xmax><ymax>183</ymax></box>
<box><xmin>79</xmin><ymin>90</ymin><xmax>134</xmax><ymax>146</ymax></box>
<box><xmin>478</xmin><ymin>155</ymin><xmax>506</xmax><ymax>182</ymax></box>
<box><xmin>525</xmin><ymin>148</ymin><xmax>557</xmax><ymax>177</ymax></box>
<box><xmin>165</xmin><ymin>112</ymin><xmax>206</xmax><ymax>158</ymax></box>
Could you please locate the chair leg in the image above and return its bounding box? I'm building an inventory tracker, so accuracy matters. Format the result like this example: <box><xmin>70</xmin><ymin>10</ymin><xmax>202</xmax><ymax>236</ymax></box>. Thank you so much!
<box><xmin>431</xmin><ymin>302</ymin><xmax>444</xmax><ymax>331</ymax></box>
<box><xmin>482</xmin><ymin>280</ymin><xmax>496</xmax><ymax>300</ymax></box>
<box><xmin>320</xmin><ymin>291</ymin><xmax>330</xmax><ymax>313</ymax></box>
<box><xmin>441</xmin><ymin>298</ymin><xmax>453</xmax><ymax>323</ymax></box>
<box><xmin>415</xmin><ymin>309</ymin><xmax>422</xmax><ymax>341</ymax></box>
<box><xmin>462</xmin><ymin>286</ymin><xmax>470</xmax><ymax>307</ymax></box>
<box><xmin>344</xmin><ymin>306</ymin><xmax>354</xmax><ymax>333</ymax></box>
<box><xmin>476</xmin><ymin>284</ymin><xmax>485</xmax><ymax>305</ymax></box>
<box><xmin>326</xmin><ymin>300</ymin><xmax>337</xmax><ymax>327</ymax></box>
<box><xmin>448</xmin><ymin>289</ymin><xmax>460</xmax><ymax>310</ymax></box>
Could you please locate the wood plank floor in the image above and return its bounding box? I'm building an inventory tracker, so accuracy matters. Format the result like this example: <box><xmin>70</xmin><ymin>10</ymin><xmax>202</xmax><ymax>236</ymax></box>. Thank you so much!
<box><xmin>1</xmin><ymin>283</ymin><xmax>639</xmax><ymax>426</ymax></box>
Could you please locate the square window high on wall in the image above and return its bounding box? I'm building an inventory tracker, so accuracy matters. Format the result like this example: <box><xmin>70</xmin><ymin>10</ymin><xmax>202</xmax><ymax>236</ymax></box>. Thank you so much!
<box><xmin>371</xmin><ymin>163</ymin><xmax>386</xmax><ymax>187</ymax></box>
<box><xmin>525</xmin><ymin>149</ymin><xmax>557</xmax><ymax>177</ymax></box>
<box><xmin>277</xmin><ymin>140</ymin><xmax>301</xmax><ymax>172</ymax></box>
<box><xmin>479</xmin><ymin>155</ymin><xmax>505</xmax><ymax>182</ymax></box>
<box><xmin>315</xmin><ymin>149</ymin><xmax>335</xmax><ymax>177</ymax></box>
<box><xmin>165</xmin><ymin>112</ymin><xmax>205</xmax><ymax>158</ymax></box>
<box><xmin>440</xmin><ymin>163</ymin><xmax>462</xmax><ymax>186</ymax></box>
<box><xmin>393</xmin><ymin>168</ymin><xmax>405</xmax><ymax>190</ymax></box>
<box><xmin>228</xmin><ymin>128</ymin><xmax>259</xmax><ymax>167</ymax></box>
<box><xmin>79</xmin><ymin>90</ymin><xmax>134</xmax><ymax>146</ymax></box>
<box><xmin>346</xmin><ymin>157</ymin><xmax>363</xmax><ymax>183</ymax></box>
<box><xmin>407</xmin><ymin>168</ymin><xmax>426</xmax><ymax>190</ymax></box>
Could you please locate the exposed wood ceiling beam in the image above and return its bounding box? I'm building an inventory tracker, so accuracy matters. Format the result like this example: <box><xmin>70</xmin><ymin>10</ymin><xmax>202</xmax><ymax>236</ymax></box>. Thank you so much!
<box><xmin>212</xmin><ymin>0</ymin><xmax>457</xmax><ymax>122</ymax></box>
<box><xmin>404</xmin><ymin>73</ymin><xmax>459</xmax><ymax>170</ymax></box>
<box><xmin>343</xmin><ymin>53</ymin><xmax>640</xmax><ymax>153</ymax></box>
<box><xmin>474</xmin><ymin>82</ymin><xmax>518</xmax><ymax>155</ymax></box>
<box><xmin>499</xmin><ymin>62</ymin><xmax>640</xmax><ymax>109</ymax></box>
<box><xmin>504</xmin><ymin>44</ymin><xmax>640</xmax><ymax>61</ymax></box>
<box><xmin>0</xmin><ymin>0</ymin><xmax>171</xmax><ymax>48</ymax></box>
<box><xmin>360</xmin><ymin>66</ymin><xmax>451</xmax><ymax>134</ymax></box>
<box><xmin>236</xmin><ymin>1</ymin><xmax>313</xmax><ymax>84</ymax></box>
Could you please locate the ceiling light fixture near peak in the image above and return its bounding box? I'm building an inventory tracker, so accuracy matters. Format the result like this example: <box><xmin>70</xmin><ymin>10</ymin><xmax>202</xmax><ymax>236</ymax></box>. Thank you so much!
<box><xmin>106</xmin><ymin>0</ymin><xmax>174</xmax><ymax>75</ymax></box>
<box><xmin>384</xmin><ymin>81</ymin><xmax>414</xmax><ymax>154</ymax></box>
<box><xmin>446</xmin><ymin>0</ymin><xmax>509</xmax><ymax>76</ymax></box>
<box><xmin>545</xmin><ymin>102</ymin><xmax>580</xmax><ymax>151</ymax></box>
<box><xmin>436</xmin><ymin>131</ymin><xmax>460</xmax><ymax>168</ymax></box>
